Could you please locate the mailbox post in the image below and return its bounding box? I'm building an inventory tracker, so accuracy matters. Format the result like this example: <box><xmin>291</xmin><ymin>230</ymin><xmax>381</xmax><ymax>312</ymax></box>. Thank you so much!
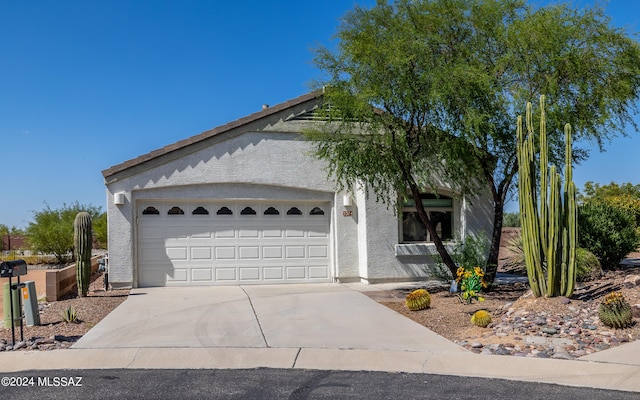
<box><xmin>1</xmin><ymin>260</ymin><xmax>28</xmax><ymax>344</ymax></box>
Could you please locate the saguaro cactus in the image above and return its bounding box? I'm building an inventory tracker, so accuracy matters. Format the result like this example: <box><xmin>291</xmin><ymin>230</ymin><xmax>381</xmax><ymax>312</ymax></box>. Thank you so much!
<box><xmin>74</xmin><ymin>212</ymin><xmax>93</xmax><ymax>297</ymax></box>
<box><xmin>516</xmin><ymin>96</ymin><xmax>577</xmax><ymax>298</ymax></box>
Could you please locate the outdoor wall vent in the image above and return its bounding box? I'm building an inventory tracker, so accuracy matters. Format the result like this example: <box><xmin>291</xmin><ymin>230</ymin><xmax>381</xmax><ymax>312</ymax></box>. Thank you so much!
<box><xmin>114</xmin><ymin>192</ymin><xmax>126</xmax><ymax>205</ymax></box>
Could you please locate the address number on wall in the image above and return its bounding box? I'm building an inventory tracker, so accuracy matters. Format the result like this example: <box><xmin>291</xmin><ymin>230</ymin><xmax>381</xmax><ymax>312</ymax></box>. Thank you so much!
<box><xmin>342</xmin><ymin>210</ymin><xmax>353</xmax><ymax>217</ymax></box>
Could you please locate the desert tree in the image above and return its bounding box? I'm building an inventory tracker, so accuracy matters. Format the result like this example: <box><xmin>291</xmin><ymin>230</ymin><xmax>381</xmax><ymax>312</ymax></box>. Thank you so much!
<box><xmin>308</xmin><ymin>0</ymin><xmax>640</xmax><ymax>282</ymax></box>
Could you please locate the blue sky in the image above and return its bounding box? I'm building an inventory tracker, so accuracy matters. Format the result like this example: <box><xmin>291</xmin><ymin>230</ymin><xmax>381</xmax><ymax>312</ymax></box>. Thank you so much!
<box><xmin>1</xmin><ymin>1</ymin><xmax>639</xmax><ymax>229</ymax></box>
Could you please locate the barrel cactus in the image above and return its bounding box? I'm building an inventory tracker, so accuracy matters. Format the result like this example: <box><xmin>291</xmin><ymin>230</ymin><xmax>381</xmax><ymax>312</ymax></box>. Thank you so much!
<box><xmin>74</xmin><ymin>212</ymin><xmax>93</xmax><ymax>297</ymax></box>
<box><xmin>470</xmin><ymin>310</ymin><xmax>492</xmax><ymax>328</ymax></box>
<box><xmin>405</xmin><ymin>289</ymin><xmax>431</xmax><ymax>311</ymax></box>
<box><xmin>599</xmin><ymin>292</ymin><xmax>633</xmax><ymax>329</ymax></box>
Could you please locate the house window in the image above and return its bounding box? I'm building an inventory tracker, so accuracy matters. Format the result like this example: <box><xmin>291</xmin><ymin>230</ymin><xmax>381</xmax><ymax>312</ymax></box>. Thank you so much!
<box><xmin>401</xmin><ymin>194</ymin><xmax>453</xmax><ymax>242</ymax></box>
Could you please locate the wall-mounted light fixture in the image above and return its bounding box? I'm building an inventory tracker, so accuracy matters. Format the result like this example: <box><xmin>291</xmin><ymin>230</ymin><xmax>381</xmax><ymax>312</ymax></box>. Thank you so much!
<box><xmin>343</xmin><ymin>195</ymin><xmax>353</xmax><ymax>207</ymax></box>
<box><xmin>114</xmin><ymin>192</ymin><xmax>126</xmax><ymax>205</ymax></box>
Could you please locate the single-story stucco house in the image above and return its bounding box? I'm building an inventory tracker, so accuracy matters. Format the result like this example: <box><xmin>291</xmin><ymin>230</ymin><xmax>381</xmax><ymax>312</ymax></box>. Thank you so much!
<box><xmin>102</xmin><ymin>91</ymin><xmax>494</xmax><ymax>288</ymax></box>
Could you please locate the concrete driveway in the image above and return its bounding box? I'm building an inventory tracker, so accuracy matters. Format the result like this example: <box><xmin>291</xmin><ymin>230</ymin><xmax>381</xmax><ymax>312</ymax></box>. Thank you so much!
<box><xmin>73</xmin><ymin>283</ymin><xmax>464</xmax><ymax>353</ymax></box>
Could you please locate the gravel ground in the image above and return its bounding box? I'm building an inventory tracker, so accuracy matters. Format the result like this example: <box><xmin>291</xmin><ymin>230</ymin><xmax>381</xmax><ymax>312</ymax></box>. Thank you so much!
<box><xmin>379</xmin><ymin>266</ymin><xmax>640</xmax><ymax>359</ymax></box>
<box><xmin>0</xmin><ymin>272</ymin><xmax>129</xmax><ymax>350</ymax></box>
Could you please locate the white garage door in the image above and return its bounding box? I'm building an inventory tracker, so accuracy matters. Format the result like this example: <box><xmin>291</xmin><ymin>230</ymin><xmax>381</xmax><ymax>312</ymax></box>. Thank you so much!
<box><xmin>137</xmin><ymin>201</ymin><xmax>331</xmax><ymax>287</ymax></box>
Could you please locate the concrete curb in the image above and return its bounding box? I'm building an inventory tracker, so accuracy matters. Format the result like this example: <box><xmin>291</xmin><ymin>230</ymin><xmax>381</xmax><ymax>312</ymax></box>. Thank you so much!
<box><xmin>0</xmin><ymin>347</ymin><xmax>639</xmax><ymax>392</ymax></box>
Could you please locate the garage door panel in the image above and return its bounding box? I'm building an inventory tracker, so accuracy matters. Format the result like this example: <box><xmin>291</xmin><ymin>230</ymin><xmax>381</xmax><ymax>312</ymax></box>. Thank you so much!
<box><xmin>239</xmin><ymin>246</ymin><xmax>260</xmax><ymax>259</ymax></box>
<box><xmin>191</xmin><ymin>247</ymin><xmax>212</xmax><ymax>260</ymax></box>
<box><xmin>239</xmin><ymin>267</ymin><xmax>260</xmax><ymax>281</ymax></box>
<box><xmin>215</xmin><ymin>227</ymin><xmax>235</xmax><ymax>238</ymax></box>
<box><xmin>215</xmin><ymin>268</ymin><xmax>237</xmax><ymax>281</ymax></box>
<box><xmin>191</xmin><ymin>269</ymin><xmax>213</xmax><ymax>282</ymax></box>
<box><xmin>215</xmin><ymin>247</ymin><xmax>236</xmax><ymax>260</ymax></box>
<box><xmin>309</xmin><ymin>266</ymin><xmax>330</xmax><ymax>279</ymax></box>
<box><xmin>285</xmin><ymin>246</ymin><xmax>305</xmax><ymax>259</ymax></box>
<box><xmin>166</xmin><ymin>247</ymin><xmax>188</xmax><ymax>260</ymax></box>
<box><xmin>286</xmin><ymin>266</ymin><xmax>306</xmax><ymax>279</ymax></box>
<box><xmin>138</xmin><ymin>201</ymin><xmax>331</xmax><ymax>287</ymax></box>
<box><xmin>263</xmin><ymin>246</ymin><xmax>283</xmax><ymax>259</ymax></box>
<box><xmin>285</xmin><ymin>228</ymin><xmax>304</xmax><ymax>238</ymax></box>
<box><xmin>239</xmin><ymin>228</ymin><xmax>259</xmax><ymax>238</ymax></box>
<box><xmin>166</xmin><ymin>268</ymin><xmax>188</xmax><ymax>282</ymax></box>
<box><xmin>263</xmin><ymin>227</ymin><xmax>283</xmax><ymax>238</ymax></box>
<box><xmin>140</xmin><ymin>245</ymin><xmax>166</xmax><ymax>262</ymax></box>
<box><xmin>308</xmin><ymin>246</ymin><xmax>328</xmax><ymax>258</ymax></box>
<box><xmin>166</xmin><ymin>226</ymin><xmax>189</xmax><ymax>238</ymax></box>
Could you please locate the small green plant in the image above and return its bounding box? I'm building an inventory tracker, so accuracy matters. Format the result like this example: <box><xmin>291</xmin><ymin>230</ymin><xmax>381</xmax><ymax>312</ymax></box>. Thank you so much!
<box><xmin>598</xmin><ymin>292</ymin><xmax>633</xmax><ymax>329</ymax></box>
<box><xmin>456</xmin><ymin>266</ymin><xmax>487</xmax><ymax>304</ymax></box>
<box><xmin>405</xmin><ymin>289</ymin><xmax>431</xmax><ymax>311</ymax></box>
<box><xmin>60</xmin><ymin>305</ymin><xmax>79</xmax><ymax>323</ymax></box>
<box><xmin>470</xmin><ymin>310</ymin><xmax>492</xmax><ymax>328</ymax></box>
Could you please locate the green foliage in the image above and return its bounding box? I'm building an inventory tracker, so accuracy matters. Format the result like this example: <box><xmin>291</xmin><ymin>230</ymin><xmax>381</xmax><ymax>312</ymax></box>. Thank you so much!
<box><xmin>598</xmin><ymin>292</ymin><xmax>633</xmax><ymax>329</ymax></box>
<box><xmin>310</xmin><ymin>0</ymin><xmax>640</xmax><ymax>284</ymax></box>
<box><xmin>579</xmin><ymin>181</ymin><xmax>640</xmax><ymax>231</ymax></box>
<box><xmin>25</xmin><ymin>202</ymin><xmax>102</xmax><ymax>264</ymax></box>
<box><xmin>60</xmin><ymin>305</ymin><xmax>78</xmax><ymax>323</ymax></box>
<box><xmin>502</xmin><ymin>212</ymin><xmax>521</xmax><ymax>228</ymax></box>
<box><xmin>470</xmin><ymin>310</ymin><xmax>492</xmax><ymax>328</ymax></box>
<box><xmin>92</xmin><ymin>212</ymin><xmax>108</xmax><ymax>249</ymax></box>
<box><xmin>578</xmin><ymin>202</ymin><xmax>640</xmax><ymax>269</ymax></box>
<box><xmin>74</xmin><ymin>212</ymin><xmax>93</xmax><ymax>297</ymax></box>
<box><xmin>503</xmin><ymin>233</ymin><xmax>600</xmax><ymax>282</ymax></box>
<box><xmin>575</xmin><ymin>248</ymin><xmax>602</xmax><ymax>282</ymax></box>
<box><xmin>431</xmin><ymin>234</ymin><xmax>490</xmax><ymax>280</ymax></box>
<box><xmin>405</xmin><ymin>289</ymin><xmax>431</xmax><ymax>311</ymax></box>
<box><xmin>517</xmin><ymin>97</ymin><xmax>577</xmax><ymax>298</ymax></box>
<box><xmin>456</xmin><ymin>266</ymin><xmax>487</xmax><ymax>304</ymax></box>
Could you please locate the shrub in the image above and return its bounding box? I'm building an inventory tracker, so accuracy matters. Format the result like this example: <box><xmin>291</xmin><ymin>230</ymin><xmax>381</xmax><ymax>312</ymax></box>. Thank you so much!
<box><xmin>575</xmin><ymin>248</ymin><xmax>602</xmax><ymax>282</ymax></box>
<box><xmin>60</xmin><ymin>306</ymin><xmax>79</xmax><ymax>323</ymax></box>
<box><xmin>502</xmin><ymin>212</ymin><xmax>521</xmax><ymax>227</ymax></box>
<box><xmin>25</xmin><ymin>202</ymin><xmax>104</xmax><ymax>263</ymax></box>
<box><xmin>578</xmin><ymin>202</ymin><xmax>640</xmax><ymax>269</ymax></box>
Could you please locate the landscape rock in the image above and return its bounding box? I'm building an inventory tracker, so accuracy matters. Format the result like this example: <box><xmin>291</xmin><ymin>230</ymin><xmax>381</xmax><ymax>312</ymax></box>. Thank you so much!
<box><xmin>623</xmin><ymin>274</ymin><xmax>640</xmax><ymax>288</ymax></box>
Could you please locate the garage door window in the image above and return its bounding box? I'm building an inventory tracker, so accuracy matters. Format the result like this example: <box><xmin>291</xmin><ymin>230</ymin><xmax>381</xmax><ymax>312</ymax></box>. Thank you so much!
<box><xmin>168</xmin><ymin>206</ymin><xmax>185</xmax><ymax>215</ymax></box>
<box><xmin>310</xmin><ymin>207</ymin><xmax>325</xmax><ymax>216</ymax></box>
<box><xmin>264</xmin><ymin>207</ymin><xmax>280</xmax><ymax>215</ymax></box>
<box><xmin>287</xmin><ymin>207</ymin><xmax>302</xmax><ymax>215</ymax></box>
<box><xmin>193</xmin><ymin>206</ymin><xmax>209</xmax><ymax>215</ymax></box>
<box><xmin>240</xmin><ymin>206</ymin><xmax>256</xmax><ymax>215</ymax></box>
<box><xmin>142</xmin><ymin>206</ymin><xmax>160</xmax><ymax>215</ymax></box>
<box><xmin>216</xmin><ymin>206</ymin><xmax>233</xmax><ymax>215</ymax></box>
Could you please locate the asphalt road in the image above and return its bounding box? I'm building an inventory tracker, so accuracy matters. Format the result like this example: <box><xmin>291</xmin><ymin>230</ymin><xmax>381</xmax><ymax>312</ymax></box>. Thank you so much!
<box><xmin>0</xmin><ymin>369</ymin><xmax>637</xmax><ymax>399</ymax></box>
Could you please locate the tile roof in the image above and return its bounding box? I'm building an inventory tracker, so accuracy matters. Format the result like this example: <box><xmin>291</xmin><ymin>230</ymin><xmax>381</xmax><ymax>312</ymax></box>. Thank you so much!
<box><xmin>102</xmin><ymin>90</ymin><xmax>323</xmax><ymax>180</ymax></box>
